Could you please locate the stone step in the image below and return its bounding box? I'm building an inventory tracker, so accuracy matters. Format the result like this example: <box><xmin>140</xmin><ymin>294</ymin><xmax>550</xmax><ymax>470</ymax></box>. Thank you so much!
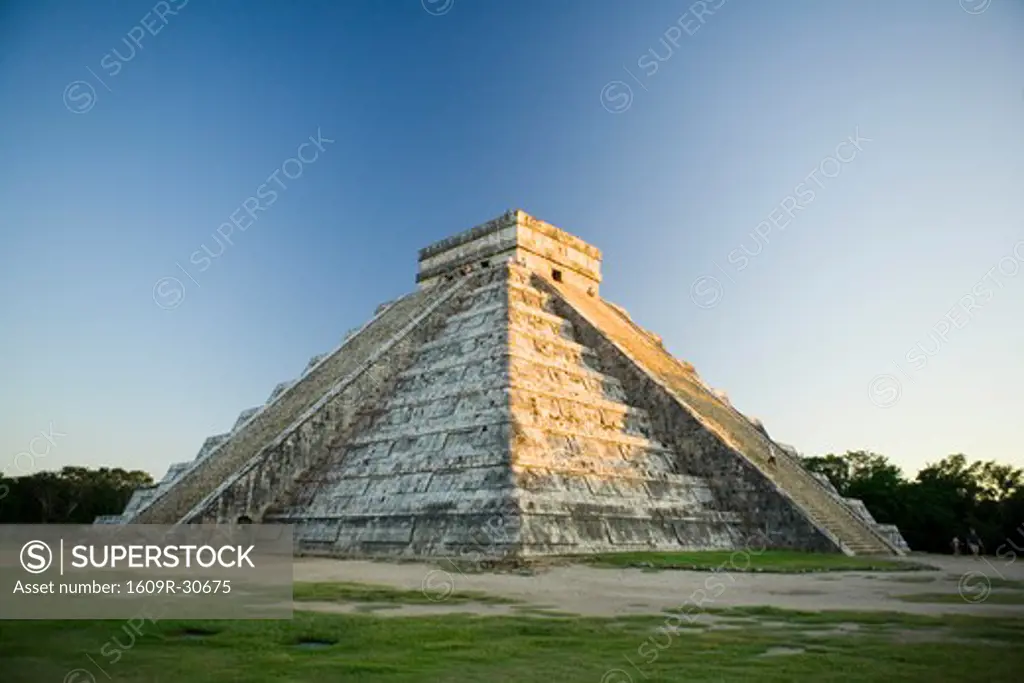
<box><xmin>508</xmin><ymin>323</ymin><xmax>599</xmax><ymax>361</ymax></box>
<box><xmin>278</xmin><ymin>487</ymin><xmax>517</xmax><ymax>518</ymax></box>
<box><xmin>303</xmin><ymin>450</ymin><xmax>509</xmax><ymax>480</ymax></box>
<box><xmin>510</xmin><ymin>383</ymin><xmax>650</xmax><ymax>422</ymax></box>
<box><xmin>506</xmin><ymin>275</ymin><xmax>561</xmax><ymax>311</ymax></box>
<box><xmin>398</xmin><ymin>346</ymin><xmax>506</xmax><ymax>380</ymax></box>
<box><xmin>508</xmin><ymin>353</ymin><xmax>627</xmax><ymax>404</ymax></box>
<box><xmin>514</xmin><ymin>422</ymin><xmax>668</xmax><ymax>452</ymax></box>
<box><xmin>364</xmin><ymin>402</ymin><xmax>507</xmax><ymax>434</ymax></box>
<box><xmin>415</xmin><ymin>325</ymin><xmax>508</xmax><ymax>354</ymax></box>
<box><xmin>511</xmin><ymin>396</ymin><xmax>656</xmax><ymax>442</ymax></box>
<box><xmin>509</xmin><ymin>340</ymin><xmax>605</xmax><ymax>381</ymax></box>
<box><xmin>508</xmin><ymin>298</ymin><xmax>571</xmax><ymax>327</ymax></box>
<box><xmin>345</xmin><ymin>416</ymin><xmax>511</xmax><ymax>449</ymax></box>
<box><xmin>370</xmin><ymin>387</ymin><xmax>506</xmax><ymax>416</ymax></box>
<box><xmin>408</xmin><ymin>328</ymin><xmax>605</xmax><ymax>381</ymax></box>
<box><xmin>393</xmin><ymin>343</ymin><xmax>625</xmax><ymax>405</ymax></box>
<box><xmin>517</xmin><ymin>495</ymin><xmax>740</xmax><ymax>521</ymax></box>
<box><xmin>512</xmin><ymin>462</ymin><xmax>701</xmax><ymax>484</ymax></box>
<box><xmin>444</xmin><ymin>279</ymin><xmax>509</xmax><ymax>310</ymax></box>
<box><xmin>416</xmin><ymin>319</ymin><xmax>594</xmax><ymax>357</ymax></box>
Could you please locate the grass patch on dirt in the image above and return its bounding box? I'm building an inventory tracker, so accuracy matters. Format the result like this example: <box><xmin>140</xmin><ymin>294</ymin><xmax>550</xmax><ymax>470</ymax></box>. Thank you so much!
<box><xmin>986</xmin><ymin>576</ymin><xmax>1024</xmax><ymax>590</ymax></box>
<box><xmin>2</xmin><ymin>609</ymin><xmax>1022</xmax><ymax>682</ymax></box>
<box><xmin>691</xmin><ymin>605</ymin><xmax>960</xmax><ymax>626</ymax></box>
<box><xmin>577</xmin><ymin>550</ymin><xmax>932</xmax><ymax>573</ymax></box>
<box><xmin>292</xmin><ymin>582</ymin><xmax>517</xmax><ymax>605</ymax></box>
<box><xmin>511</xmin><ymin>605</ymin><xmax>579</xmax><ymax>618</ymax></box>
<box><xmin>689</xmin><ymin>606</ymin><xmax>1024</xmax><ymax>637</ymax></box>
<box><xmin>895</xmin><ymin>592</ymin><xmax>1024</xmax><ymax>605</ymax></box>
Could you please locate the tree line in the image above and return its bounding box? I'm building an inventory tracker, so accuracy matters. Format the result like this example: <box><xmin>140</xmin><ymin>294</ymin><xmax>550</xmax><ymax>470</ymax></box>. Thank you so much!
<box><xmin>801</xmin><ymin>451</ymin><xmax>1024</xmax><ymax>556</ymax></box>
<box><xmin>2</xmin><ymin>454</ymin><xmax>1022</xmax><ymax>557</ymax></box>
<box><xmin>0</xmin><ymin>466</ymin><xmax>153</xmax><ymax>524</ymax></box>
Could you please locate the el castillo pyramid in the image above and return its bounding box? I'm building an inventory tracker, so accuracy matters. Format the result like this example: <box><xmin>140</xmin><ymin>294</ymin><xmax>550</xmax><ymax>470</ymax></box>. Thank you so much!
<box><xmin>98</xmin><ymin>210</ymin><xmax>907</xmax><ymax>558</ymax></box>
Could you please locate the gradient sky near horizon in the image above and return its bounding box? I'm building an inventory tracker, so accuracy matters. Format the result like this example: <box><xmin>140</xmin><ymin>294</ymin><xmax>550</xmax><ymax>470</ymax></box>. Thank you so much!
<box><xmin>1</xmin><ymin>0</ymin><xmax>1022</xmax><ymax>484</ymax></box>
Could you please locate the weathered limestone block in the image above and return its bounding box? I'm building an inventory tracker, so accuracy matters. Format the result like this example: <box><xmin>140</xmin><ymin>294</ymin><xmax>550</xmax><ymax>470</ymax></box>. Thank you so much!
<box><xmin>121</xmin><ymin>487</ymin><xmax>156</xmax><ymax>516</ymax></box>
<box><xmin>878</xmin><ymin>525</ymin><xmax>911</xmax><ymax>552</ymax></box>
<box><xmin>267</xmin><ymin>381</ymin><xmax>294</xmax><ymax>404</ymax></box>
<box><xmin>160</xmin><ymin>462</ymin><xmax>190</xmax><ymax>485</ymax></box>
<box><xmin>195</xmin><ymin>434</ymin><xmax>230</xmax><ymax>461</ymax></box>
<box><xmin>232</xmin><ymin>407</ymin><xmax>260</xmax><ymax>432</ymax></box>
<box><xmin>303</xmin><ymin>354</ymin><xmax>327</xmax><ymax>375</ymax></box>
<box><xmin>409</xmin><ymin>513</ymin><xmax>519</xmax><ymax>557</ymax></box>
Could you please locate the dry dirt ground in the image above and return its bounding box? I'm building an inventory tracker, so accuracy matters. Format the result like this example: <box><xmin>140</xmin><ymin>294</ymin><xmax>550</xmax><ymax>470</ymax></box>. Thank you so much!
<box><xmin>293</xmin><ymin>553</ymin><xmax>1024</xmax><ymax>619</ymax></box>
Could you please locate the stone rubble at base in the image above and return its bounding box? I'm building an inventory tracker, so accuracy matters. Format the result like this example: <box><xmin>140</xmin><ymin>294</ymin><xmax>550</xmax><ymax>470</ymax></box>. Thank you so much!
<box><xmin>97</xmin><ymin>210</ymin><xmax>908</xmax><ymax>559</ymax></box>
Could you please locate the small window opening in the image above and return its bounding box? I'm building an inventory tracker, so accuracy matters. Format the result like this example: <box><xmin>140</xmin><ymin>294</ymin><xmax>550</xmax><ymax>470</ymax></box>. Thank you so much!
<box><xmin>552</xmin><ymin>269</ymin><xmax>563</xmax><ymax>282</ymax></box>
<box><xmin>480</xmin><ymin>260</ymin><xmax>490</xmax><ymax>268</ymax></box>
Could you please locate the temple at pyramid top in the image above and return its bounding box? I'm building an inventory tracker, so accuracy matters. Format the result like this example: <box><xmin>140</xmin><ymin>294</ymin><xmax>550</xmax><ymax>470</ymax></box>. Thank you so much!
<box><xmin>417</xmin><ymin>209</ymin><xmax>603</xmax><ymax>293</ymax></box>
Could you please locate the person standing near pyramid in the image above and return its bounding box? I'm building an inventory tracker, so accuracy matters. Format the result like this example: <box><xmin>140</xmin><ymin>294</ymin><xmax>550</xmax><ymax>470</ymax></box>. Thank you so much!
<box><xmin>966</xmin><ymin>528</ymin><xmax>984</xmax><ymax>557</ymax></box>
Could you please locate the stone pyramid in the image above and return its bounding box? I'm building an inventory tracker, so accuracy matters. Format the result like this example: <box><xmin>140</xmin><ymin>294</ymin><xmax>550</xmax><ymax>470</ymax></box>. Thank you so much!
<box><xmin>101</xmin><ymin>210</ymin><xmax>903</xmax><ymax>558</ymax></box>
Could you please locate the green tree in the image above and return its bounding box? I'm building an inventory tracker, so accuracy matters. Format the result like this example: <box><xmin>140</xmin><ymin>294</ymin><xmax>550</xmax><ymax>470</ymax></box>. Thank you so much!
<box><xmin>0</xmin><ymin>466</ymin><xmax>153</xmax><ymax>524</ymax></box>
<box><xmin>842</xmin><ymin>451</ymin><xmax>906</xmax><ymax>526</ymax></box>
<box><xmin>801</xmin><ymin>454</ymin><xmax>852</xmax><ymax>495</ymax></box>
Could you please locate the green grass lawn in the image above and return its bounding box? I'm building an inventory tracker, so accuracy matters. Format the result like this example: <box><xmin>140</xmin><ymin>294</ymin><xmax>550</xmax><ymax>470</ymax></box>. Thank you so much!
<box><xmin>896</xmin><ymin>592</ymin><xmax>1024</xmax><ymax>605</ymax></box>
<box><xmin>578</xmin><ymin>550</ymin><xmax>933</xmax><ymax>573</ymax></box>
<box><xmin>986</xmin><ymin>576</ymin><xmax>1024</xmax><ymax>590</ymax></box>
<box><xmin>689</xmin><ymin>605</ymin><xmax>1024</xmax><ymax>632</ymax></box>
<box><xmin>292</xmin><ymin>581</ymin><xmax>518</xmax><ymax>605</ymax></box>
<box><xmin>2</xmin><ymin>607</ymin><xmax>1022</xmax><ymax>682</ymax></box>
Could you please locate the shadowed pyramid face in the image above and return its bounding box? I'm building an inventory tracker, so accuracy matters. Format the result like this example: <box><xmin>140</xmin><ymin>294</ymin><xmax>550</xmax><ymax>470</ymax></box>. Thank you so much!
<box><xmin>416</xmin><ymin>209</ymin><xmax>603</xmax><ymax>294</ymax></box>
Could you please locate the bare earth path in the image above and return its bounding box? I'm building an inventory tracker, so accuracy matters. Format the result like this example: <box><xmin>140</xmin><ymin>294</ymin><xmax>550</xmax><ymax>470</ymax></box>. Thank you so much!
<box><xmin>293</xmin><ymin>553</ymin><xmax>1024</xmax><ymax>618</ymax></box>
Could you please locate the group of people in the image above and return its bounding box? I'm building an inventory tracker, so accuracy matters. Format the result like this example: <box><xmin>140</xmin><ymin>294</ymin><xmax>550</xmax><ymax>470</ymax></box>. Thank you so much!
<box><xmin>951</xmin><ymin>528</ymin><xmax>985</xmax><ymax>557</ymax></box>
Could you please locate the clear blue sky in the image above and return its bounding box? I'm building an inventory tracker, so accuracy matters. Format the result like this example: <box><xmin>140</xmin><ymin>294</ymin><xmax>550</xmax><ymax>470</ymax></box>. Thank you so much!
<box><xmin>2</xmin><ymin>0</ymin><xmax>1022</xmax><ymax>483</ymax></box>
